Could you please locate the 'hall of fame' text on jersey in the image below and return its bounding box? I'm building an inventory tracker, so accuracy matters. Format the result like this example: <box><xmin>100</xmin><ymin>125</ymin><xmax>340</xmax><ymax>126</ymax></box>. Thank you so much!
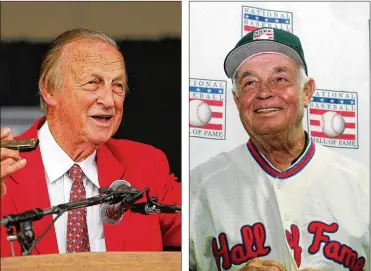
<box><xmin>212</xmin><ymin>221</ymin><xmax>366</xmax><ymax>271</ymax></box>
<box><xmin>307</xmin><ymin>89</ymin><xmax>358</xmax><ymax>149</ymax></box>
<box><xmin>189</xmin><ymin>78</ymin><xmax>227</xmax><ymax>140</ymax></box>
<box><xmin>242</xmin><ymin>6</ymin><xmax>293</xmax><ymax>36</ymax></box>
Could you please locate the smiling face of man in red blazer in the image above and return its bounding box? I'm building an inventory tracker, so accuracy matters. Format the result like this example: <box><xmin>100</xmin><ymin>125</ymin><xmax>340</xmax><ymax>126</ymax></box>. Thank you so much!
<box><xmin>39</xmin><ymin>38</ymin><xmax>127</xmax><ymax>162</ymax></box>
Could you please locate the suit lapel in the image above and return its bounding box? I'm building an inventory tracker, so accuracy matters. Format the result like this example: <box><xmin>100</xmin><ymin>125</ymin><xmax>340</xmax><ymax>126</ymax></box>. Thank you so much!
<box><xmin>10</xmin><ymin>117</ymin><xmax>58</xmax><ymax>254</ymax></box>
<box><xmin>96</xmin><ymin>143</ymin><xmax>126</xmax><ymax>251</ymax></box>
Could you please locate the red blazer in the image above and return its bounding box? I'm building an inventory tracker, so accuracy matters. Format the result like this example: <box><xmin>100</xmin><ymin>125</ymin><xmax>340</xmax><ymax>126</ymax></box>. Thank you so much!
<box><xmin>1</xmin><ymin>117</ymin><xmax>181</xmax><ymax>257</ymax></box>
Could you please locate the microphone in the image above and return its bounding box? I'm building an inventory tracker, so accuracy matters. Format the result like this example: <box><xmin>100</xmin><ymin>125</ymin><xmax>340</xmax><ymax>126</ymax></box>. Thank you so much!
<box><xmin>131</xmin><ymin>202</ymin><xmax>181</xmax><ymax>215</ymax></box>
<box><xmin>99</xmin><ymin>180</ymin><xmax>139</xmax><ymax>224</ymax></box>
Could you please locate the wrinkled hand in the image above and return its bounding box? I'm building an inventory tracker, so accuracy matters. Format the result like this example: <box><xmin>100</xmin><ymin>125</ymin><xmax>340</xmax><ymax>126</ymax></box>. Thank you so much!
<box><xmin>1</xmin><ymin>128</ymin><xmax>26</xmax><ymax>198</ymax></box>
<box><xmin>240</xmin><ymin>258</ymin><xmax>286</xmax><ymax>271</ymax></box>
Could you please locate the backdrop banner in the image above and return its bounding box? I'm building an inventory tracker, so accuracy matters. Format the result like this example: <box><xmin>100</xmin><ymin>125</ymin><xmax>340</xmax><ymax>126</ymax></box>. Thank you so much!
<box><xmin>190</xmin><ymin>2</ymin><xmax>370</xmax><ymax>169</ymax></box>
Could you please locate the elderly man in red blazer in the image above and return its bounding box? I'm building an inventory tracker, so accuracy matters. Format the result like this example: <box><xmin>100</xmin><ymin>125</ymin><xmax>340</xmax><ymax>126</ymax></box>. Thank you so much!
<box><xmin>0</xmin><ymin>28</ymin><xmax>181</xmax><ymax>257</ymax></box>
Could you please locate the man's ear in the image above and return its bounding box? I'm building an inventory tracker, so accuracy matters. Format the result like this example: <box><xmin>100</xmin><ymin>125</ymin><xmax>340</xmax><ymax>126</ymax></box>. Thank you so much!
<box><xmin>39</xmin><ymin>79</ymin><xmax>57</xmax><ymax>108</ymax></box>
<box><xmin>303</xmin><ymin>79</ymin><xmax>316</xmax><ymax>108</ymax></box>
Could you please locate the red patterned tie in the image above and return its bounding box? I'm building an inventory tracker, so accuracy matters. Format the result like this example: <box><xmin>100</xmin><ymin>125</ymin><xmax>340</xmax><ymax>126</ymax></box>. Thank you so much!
<box><xmin>66</xmin><ymin>164</ymin><xmax>90</xmax><ymax>253</ymax></box>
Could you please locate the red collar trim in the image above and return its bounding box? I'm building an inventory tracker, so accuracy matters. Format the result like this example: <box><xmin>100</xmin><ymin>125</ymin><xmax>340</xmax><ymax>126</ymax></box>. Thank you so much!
<box><xmin>247</xmin><ymin>139</ymin><xmax>316</xmax><ymax>179</ymax></box>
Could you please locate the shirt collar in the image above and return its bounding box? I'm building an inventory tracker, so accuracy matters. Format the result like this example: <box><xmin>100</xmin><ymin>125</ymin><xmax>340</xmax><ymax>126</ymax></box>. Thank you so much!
<box><xmin>37</xmin><ymin>120</ymin><xmax>99</xmax><ymax>188</ymax></box>
<box><xmin>246</xmin><ymin>131</ymin><xmax>315</xmax><ymax>179</ymax></box>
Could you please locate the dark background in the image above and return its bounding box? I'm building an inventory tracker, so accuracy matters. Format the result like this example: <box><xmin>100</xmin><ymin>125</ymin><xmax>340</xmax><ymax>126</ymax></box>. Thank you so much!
<box><xmin>0</xmin><ymin>39</ymin><xmax>181</xmax><ymax>180</ymax></box>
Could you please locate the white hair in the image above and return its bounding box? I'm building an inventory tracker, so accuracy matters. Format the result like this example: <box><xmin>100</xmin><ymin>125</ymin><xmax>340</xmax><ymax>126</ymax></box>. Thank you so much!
<box><xmin>231</xmin><ymin>65</ymin><xmax>309</xmax><ymax>95</ymax></box>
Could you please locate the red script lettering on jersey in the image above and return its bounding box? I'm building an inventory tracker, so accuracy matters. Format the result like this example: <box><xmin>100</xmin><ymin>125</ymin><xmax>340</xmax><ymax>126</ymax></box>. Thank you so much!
<box><xmin>211</xmin><ymin>223</ymin><xmax>271</xmax><ymax>271</ymax></box>
<box><xmin>308</xmin><ymin>221</ymin><xmax>365</xmax><ymax>271</ymax></box>
<box><xmin>285</xmin><ymin>224</ymin><xmax>302</xmax><ymax>267</ymax></box>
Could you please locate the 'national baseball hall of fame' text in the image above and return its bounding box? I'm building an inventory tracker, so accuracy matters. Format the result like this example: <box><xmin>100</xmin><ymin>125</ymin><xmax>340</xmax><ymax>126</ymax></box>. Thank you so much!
<box><xmin>189</xmin><ymin>79</ymin><xmax>227</xmax><ymax>140</ymax></box>
<box><xmin>242</xmin><ymin>6</ymin><xmax>293</xmax><ymax>36</ymax></box>
<box><xmin>307</xmin><ymin>90</ymin><xmax>358</xmax><ymax>149</ymax></box>
<box><xmin>212</xmin><ymin>222</ymin><xmax>365</xmax><ymax>271</ymax></box>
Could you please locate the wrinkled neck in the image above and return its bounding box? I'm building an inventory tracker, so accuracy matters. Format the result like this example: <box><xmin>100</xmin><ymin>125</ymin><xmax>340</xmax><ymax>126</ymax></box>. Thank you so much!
<box><xmin>47</xmin><ymin>115</ymin><xmax>97</xmax><ymax>162</ymax></box>
<box><xmin>249</xmin><ymin>129</ymin><xmax>307</xmax><ymax>171</ymax></box>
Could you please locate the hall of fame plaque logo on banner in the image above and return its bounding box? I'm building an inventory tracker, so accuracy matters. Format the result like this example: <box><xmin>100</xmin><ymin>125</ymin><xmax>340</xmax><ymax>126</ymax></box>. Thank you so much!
<box><xmin>242</xmin><ymin>6</ymin><xmax>293</xmax><ymax>36</ymax></box>
<box><xmin>307</xmin><ymin>89</ymin><xmax>358</xmax><ymax>149</ymax></box>
<box><xmin>189</xmin><ymin>78</ymin><xmax>227</xmax><ymax>140</ymax></box>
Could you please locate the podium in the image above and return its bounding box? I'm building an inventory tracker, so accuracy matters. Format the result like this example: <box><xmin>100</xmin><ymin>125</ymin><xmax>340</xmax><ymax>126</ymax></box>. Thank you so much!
<box><xmin>1</xmin><ymin>252</ymin><xmax>181</xmax><ymax>270</ymax></box>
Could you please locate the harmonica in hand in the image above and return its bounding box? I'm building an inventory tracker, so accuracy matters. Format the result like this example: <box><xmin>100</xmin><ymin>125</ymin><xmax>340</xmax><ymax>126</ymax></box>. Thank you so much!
<box><xmin>1</xmin><ymin>139</ymin><xmax>39</xmax><ymax>152</ymax></box>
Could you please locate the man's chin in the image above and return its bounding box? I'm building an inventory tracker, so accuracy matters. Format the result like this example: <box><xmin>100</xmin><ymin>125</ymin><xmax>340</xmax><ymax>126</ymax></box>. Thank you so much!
<box><xmin>249</xmin><ymin>124</ymin><xmax>287</xmax><ymax>136</ymax></box>
<box><xmin>86</xmin><ymin>132</ymin><xmax>112</xmax><ymax>146</ymax></box>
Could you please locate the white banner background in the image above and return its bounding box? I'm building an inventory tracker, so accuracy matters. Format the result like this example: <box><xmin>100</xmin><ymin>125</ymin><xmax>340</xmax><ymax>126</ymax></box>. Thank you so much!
<box><xmin>190</xmin><ymin>2</ymin><xmax>370</xmax><ymax>170</ymax></box>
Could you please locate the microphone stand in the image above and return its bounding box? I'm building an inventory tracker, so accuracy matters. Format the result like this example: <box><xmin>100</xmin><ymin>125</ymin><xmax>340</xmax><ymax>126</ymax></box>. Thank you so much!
<box><xmin>1</xmin><ymin>187</ymin><xmax>181</xmax><ymax>256</ymax></box>
<box><xmin>130</xmin><ymin>190</ymin><xmax>182</xmax><ymax>215</ymax></box>
<box><xmin>1</xmin><ymin>188</ymin><xmax>143</xmax><ymax>256</ymax></box>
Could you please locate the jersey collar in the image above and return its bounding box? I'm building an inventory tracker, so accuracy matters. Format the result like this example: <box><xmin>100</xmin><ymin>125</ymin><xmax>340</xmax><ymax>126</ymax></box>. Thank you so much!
<box><xmin>247</xmin><ymin>134</ymin><xmax>316</xmax><ymax>179</ymax></box>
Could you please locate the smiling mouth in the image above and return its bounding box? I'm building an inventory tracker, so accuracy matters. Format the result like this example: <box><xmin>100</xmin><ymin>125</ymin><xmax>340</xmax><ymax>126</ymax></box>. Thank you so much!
<box><xmin>91</xmin><ymin>116</ymin><xmax>113</xmax><ymax>121</ymax></box>
<box><xmin>254</xmin><ymin>108</ymin><xmax>281</xmax><ymax>113</ymax></box>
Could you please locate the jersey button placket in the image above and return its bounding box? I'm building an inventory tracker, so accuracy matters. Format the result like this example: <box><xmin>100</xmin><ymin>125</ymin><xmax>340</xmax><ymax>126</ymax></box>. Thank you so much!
<box><xmin>274</xmin><ymin>181</ymin><xmax>291</xmax><ymax>224</ymax></box>
<box><xmin>275</xmin><ymin>179</ymin><xmax>298</xmax><ymax>270</ymax></box>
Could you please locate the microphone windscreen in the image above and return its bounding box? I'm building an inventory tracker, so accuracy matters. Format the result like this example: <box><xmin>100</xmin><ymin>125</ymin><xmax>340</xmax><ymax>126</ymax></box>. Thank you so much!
<box><xmin>109</xmin><ymin>180</ymin><xmax>131</xmax><ymax>190</ymax></box>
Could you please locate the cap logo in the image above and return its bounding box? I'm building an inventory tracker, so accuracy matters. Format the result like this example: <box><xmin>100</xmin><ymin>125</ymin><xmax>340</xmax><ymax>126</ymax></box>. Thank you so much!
<box><xmin>253</xmin><ymin>28</ymin><xmax>274</xmax><ymax>40</ymax></box>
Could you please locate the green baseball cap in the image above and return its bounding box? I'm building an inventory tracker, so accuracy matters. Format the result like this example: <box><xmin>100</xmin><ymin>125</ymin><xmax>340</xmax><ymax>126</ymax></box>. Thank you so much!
<box><xmin>224</xmin><ymin>27</ymin><xmax>308</xmax><ymax>79</ymax></box>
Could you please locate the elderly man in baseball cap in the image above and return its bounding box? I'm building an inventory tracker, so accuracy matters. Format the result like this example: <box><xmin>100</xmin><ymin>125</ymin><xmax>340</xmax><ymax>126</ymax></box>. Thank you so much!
<box><xmin>225</xmin><ymin>27</ymin><xmax>312</xmax><ymax>145</ymax></box>
<box><xmin>190</xmin><ymin>27</ymin><xmax>369</xmax><ymax>271</ymax></box>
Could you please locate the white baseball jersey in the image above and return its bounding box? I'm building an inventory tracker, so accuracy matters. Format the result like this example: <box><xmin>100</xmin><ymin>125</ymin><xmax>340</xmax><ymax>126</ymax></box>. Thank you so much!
<box><xmin>190</xmin><ymin>138</ymin><xmax>369</xmax><ymax>271</ymax></box>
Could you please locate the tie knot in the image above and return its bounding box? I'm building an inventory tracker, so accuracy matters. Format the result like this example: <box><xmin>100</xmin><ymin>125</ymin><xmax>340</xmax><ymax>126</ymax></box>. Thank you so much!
<box><xmin>68</xmin><ymin>164</ymin><xmax>83</xmax><ymax>182</ymax></box>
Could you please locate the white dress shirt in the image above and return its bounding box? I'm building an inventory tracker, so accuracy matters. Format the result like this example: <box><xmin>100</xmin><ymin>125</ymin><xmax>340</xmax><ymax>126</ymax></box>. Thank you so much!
<box><xmin>38</xmin><ymin>121</ymin><xmax>106</xmax><ymax>253</ymax></box>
